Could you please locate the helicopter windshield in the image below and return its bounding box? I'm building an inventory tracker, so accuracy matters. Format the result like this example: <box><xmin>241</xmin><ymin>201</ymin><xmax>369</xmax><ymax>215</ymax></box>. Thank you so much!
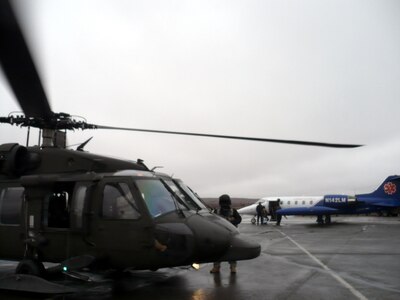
<box><xmin>162</xmin><ymin>179</ymin><xmax>199</xmax><ymax>211</ymax></box>
<box><xmin>174</xmin><ymin>180</ymin><xmax>208</xmax><ymax>210</ymax></box>
<box><xmin>136</xmin><ymin>179</ymin><xmax>184</xmax><ymax>218</ymax></box>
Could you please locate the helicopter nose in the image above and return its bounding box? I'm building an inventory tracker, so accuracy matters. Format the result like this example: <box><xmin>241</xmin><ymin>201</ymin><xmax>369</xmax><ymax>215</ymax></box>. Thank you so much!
<box><xmin>218</xmin><ymin>233</ymin><xmax>261</xmax><ymax>262</ymax></box>
<box><xmin>183</xmin><ymin>213</ymin><xmax>261</xmax><ymax>263</ymax></box>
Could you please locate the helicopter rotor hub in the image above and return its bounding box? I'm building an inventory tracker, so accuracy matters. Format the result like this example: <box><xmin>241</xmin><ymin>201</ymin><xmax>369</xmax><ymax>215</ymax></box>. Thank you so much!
<box><xmin>0</xmin><ymin>112</ymin><xmax>97</xmax><ymax>131</ymax></box>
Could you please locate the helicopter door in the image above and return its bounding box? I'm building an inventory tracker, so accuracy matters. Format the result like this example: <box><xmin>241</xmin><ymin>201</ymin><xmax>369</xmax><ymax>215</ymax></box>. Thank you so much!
<box><xmin>0</xmin><ymin>184</ymin><xmax>25</xmax><ymax>260</ymax></box>
<box><xmin>90</xmin><ymin>178</ymin><xmax>154</xmax><ymax>268</ymax></box>
<box><xmin>39</xmin><ymin>182</ymin><xmax>90</xmax><ymax>262</ymax></box>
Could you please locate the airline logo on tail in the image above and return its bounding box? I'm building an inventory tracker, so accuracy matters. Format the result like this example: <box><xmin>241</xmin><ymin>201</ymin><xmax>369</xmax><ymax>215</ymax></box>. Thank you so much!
<box><xmin>384</xmin><ymin>182</ymin><xmax>397</xmax><ymax>195</ymax></box>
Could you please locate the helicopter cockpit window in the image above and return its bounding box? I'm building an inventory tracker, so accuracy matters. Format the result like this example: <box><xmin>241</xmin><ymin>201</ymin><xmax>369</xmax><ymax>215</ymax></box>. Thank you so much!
<box><xmin>102</xmin><ymin>182</ymin><xmax>141</xmax><ymax>220</ymax></box>
<box><xmin>0</xmin><ymin>186</ymin><xmax>24</xmax><ymax>225</ymax></box>
<box><xmin>162</xmin><ymin>179</ymin><xmax>198</xmax><ymax>211</ymax></box>
<box><xmin>175</xmin><ymin>180</ymin><xmax>208</xmax><ymax>210</ymax></box>
<box><xmin>135</xmin><ymin>179</ymin><xmax>181</xmax><ymax>218</ymax></box>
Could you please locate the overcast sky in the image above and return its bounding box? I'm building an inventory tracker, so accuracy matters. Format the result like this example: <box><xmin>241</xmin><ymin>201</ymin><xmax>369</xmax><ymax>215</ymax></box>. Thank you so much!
<box><xmin>1</xmin><ymin>0</ymin><xmax>400</xmax><ymax>198</ymax></box>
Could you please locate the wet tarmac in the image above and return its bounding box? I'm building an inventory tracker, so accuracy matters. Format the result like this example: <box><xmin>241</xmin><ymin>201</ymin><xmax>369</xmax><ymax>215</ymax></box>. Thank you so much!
<box><xmin>1</xmin><ymin>216</ymin><xmax>400</xmax><ymax>300</ymax></box>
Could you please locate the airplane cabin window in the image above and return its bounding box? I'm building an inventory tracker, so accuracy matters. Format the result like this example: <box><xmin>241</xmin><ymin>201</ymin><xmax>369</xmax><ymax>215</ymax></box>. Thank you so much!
<box><xmin>0</xmin><ymin>186</ymin><xmax>24</xmax><ymax>225</ymax></box>
<box><xmin>288</xmin><ymin>201</ymin><xmax>291</xmax><ymax>205</ymax></box>
<box><xmin>102</xmin><ymin>182</ymin><xmax>141</xmax><ymax>220</ymax></box>
<box><xmin>310</xmin><ymin>201</ymin><xmax>313</xmax><ymax>205</ymax></box>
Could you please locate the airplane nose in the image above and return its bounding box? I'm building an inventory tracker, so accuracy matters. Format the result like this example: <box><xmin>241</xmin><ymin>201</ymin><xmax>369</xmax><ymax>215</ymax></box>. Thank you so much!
<box><xmin>218</xmin><ymin>233</ymin><xmax>261</xmax><ymax>262</ymax></box>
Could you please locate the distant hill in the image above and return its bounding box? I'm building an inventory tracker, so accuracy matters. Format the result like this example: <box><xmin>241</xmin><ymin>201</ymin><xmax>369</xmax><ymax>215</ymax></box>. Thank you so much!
<box><xmin>202</xmin><ymin>198</ymin><xmax>257</xmax><ymax>209</ymax></box>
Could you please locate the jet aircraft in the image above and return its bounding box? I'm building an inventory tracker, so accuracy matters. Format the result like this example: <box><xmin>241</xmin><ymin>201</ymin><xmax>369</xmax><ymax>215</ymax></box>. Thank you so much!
<box><xmin>238</xmin><ymin>196</ymin><xmax>322</xmax><ymax>224</ymax></box>
<box><xmin>238</xmin><ymin>176</ymin><xmax>400</xmax><ymax>224</ymax></box>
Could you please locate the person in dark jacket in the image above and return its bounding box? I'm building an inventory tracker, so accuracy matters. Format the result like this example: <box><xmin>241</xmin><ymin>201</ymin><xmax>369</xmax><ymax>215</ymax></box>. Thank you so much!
<box><xmin>210</xmin><ymin>194</ymin><xmax>242</xmax><ymax>274</ymax></box>
<box><xmin>276</xmin><ymin>198</ymin><xmax>282</xmax><ymax>226</ymax></box>
<box><xmin>256</xmin><ymin>202</ymin><xmax>264</xmax><ymax>225</ymax></box>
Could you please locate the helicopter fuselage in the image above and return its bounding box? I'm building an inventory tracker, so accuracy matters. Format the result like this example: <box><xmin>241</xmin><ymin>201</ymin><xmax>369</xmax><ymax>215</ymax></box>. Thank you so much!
<box><xmin>0</xmin><ymin>143</ymin><xmax>260</xmax><ymax>272</ymax></box>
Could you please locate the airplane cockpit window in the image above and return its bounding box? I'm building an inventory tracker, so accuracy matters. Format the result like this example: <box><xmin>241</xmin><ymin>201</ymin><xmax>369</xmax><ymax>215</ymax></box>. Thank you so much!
<box><xmin>135</xmin><ymin>179</ymin><xmax>180</xmax><ymax>218</ymax></box>
<box><xmin>102</xmin><ymin>182</ymin><xmax>141</xmax><ymax>220</ymax></box>
<box><xmin>0</xmin><ymin>186</ymin><xmax>24</xmax><ymax>225</ymax></box>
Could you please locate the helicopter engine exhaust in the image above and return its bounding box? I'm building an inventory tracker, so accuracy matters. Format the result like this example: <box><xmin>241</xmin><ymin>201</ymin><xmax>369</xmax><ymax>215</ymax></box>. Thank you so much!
<box><xmin>0</xmin><ymin>143</ymin><xmax>40</xmax><ymax>177</ymax></box>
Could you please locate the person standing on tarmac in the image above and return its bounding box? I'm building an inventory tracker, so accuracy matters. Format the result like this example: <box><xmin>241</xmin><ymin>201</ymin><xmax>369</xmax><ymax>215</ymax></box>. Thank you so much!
<box><xmin>210</xmin><ymin>194</ymin><xmax>242</xmax><ymax>274</ymax></box>
<box><xmin>256</xmin><ymin>202</ymin><xmax>264</xmax><ymax>225</ymax></box>
<box><xmin>262</xmin><ymin>206</ymin><xmax>269</xmax><ymax>224</ymax></box>
<box><xmin>276</xmin><ymin>198</ymin><xmax>282</xmax><ymax>226</ymax></box>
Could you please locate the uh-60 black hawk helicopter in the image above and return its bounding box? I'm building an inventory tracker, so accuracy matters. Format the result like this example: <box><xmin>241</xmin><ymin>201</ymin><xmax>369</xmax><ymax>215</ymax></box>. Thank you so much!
<box><xmin>0</xmin><ymin>0</ymin><xmax>362</xmax><ymax>294</ymax></box>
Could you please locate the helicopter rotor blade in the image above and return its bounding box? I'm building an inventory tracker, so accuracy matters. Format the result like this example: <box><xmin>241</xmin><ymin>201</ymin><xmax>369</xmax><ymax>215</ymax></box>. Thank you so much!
<box><xmin>0</xmin><ymin>0</ymin><xmax>363</xmax><ymax>150</ymax></box>
<box><xmin>94</xmin><ymin>125</ymin><xmax>362</xmax><ymax>148</ymax></box>
<box><xmin>0</xmin><ymin>0</ymin><xmax>53</xmax><ymax>119</ymax></box>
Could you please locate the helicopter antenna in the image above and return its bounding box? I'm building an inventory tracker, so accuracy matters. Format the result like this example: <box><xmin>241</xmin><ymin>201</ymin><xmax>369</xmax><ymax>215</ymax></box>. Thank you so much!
<box><xmin>26</xmin><ymin>126</ymin><xmax>30</xmax><ymax>147</ymax></box>
<box><xmin>76</xmin><ymin>137</ymin><xmax>93</xmax><ymax>152</ymax></box>
<box><xmin>151</xmin><ymin>166</ymin><xmax>164</xmax><ymax>172</ymax></box>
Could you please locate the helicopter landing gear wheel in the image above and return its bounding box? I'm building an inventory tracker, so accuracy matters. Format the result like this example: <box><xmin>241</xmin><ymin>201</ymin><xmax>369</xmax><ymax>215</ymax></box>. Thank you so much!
<box><xmin>251</xmin><ymin>217</ymin><xmax>256</xmax><ymax>225</ymax></box>
<box><xmin>16</xmin><ymin>259</ymin><xmax>46</xmax><ymax>277</ymax></box>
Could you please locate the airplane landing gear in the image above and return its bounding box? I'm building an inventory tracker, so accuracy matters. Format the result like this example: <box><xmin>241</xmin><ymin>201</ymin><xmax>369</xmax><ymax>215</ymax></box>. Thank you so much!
<box><xmin>324</xmin><ymin>215</ymin><xmax>331</xmax><ymax>224</ymax></box>
<box><xmin>316</xmin><ymin>215</ymin><xmax>324</xmax><ymax>225</ymax></box>
<box><xmin>316</xmin><ymin>215</ymin><xmax>331</xmax><ymax>225</ymax></box>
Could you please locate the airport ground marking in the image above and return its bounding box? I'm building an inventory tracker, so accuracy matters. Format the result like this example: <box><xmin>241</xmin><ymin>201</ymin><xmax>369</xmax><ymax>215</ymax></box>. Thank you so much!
<box><xmin>277</xmin><ymin>230</ymin><xmax>368</xmax><ymax>300</ymax></box>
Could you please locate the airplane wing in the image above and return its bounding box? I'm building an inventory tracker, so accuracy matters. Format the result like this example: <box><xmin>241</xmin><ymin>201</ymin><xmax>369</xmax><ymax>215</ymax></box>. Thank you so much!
<box><xmin>277</xmin><ymin>206</ymin><xmax>339</xmax><ymax>216</ymax></box>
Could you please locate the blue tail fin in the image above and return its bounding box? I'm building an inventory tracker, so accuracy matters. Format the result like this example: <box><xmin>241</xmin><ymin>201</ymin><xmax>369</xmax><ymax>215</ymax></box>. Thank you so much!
<box><xmin>361</xmin><ymin>175</ymin><xmax>400</xmax><ymax>199</ymax></box>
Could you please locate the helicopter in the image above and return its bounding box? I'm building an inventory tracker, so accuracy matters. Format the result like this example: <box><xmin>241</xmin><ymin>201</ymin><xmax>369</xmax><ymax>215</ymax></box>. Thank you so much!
<box><xmin>0</xmin><ymin>0</ymin><xmax>362</xmax><ymax>291</ymax></box>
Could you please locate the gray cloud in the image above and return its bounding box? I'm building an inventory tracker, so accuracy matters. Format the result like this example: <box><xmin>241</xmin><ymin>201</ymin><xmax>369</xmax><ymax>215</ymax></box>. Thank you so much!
<box><xmin>1</xmin><ymin>0</ymin><xmax>400</xmax><ymax>198</ymax></box>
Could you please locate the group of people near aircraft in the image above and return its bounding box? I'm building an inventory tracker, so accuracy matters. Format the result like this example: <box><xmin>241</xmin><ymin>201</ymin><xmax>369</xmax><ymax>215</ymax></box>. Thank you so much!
<box><xmin>255</xmin><ymin>201</ymin><xmax>282</xmax><ymax>226</ymax></box>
